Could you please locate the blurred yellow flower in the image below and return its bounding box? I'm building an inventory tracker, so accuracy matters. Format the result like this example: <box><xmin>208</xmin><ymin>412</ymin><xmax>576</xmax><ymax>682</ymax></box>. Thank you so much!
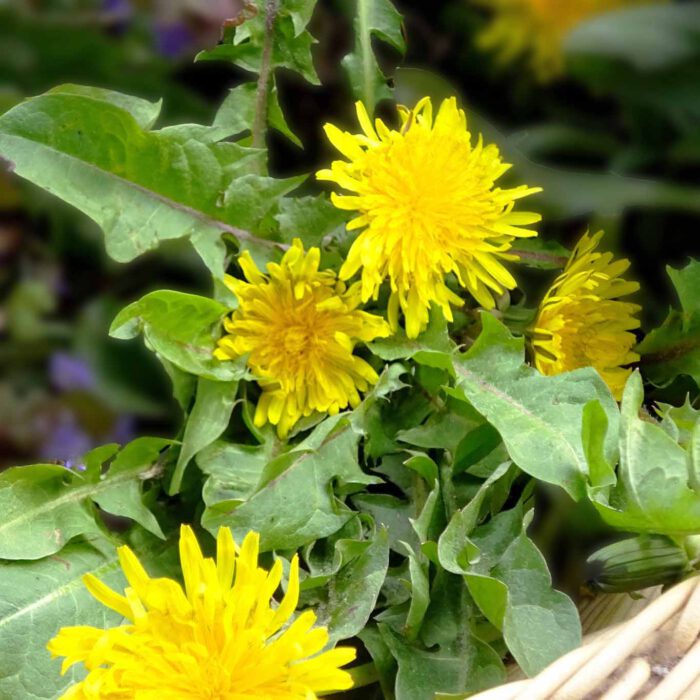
<box><xmin>531</xmin><ymin>230</ymin><xmax>640</xmax><ymax>399</ymax></box>
<box><xmin>48</xmin><ymin>525</ymin><xmax>356</xmax><ymax>700</ymax></box>
<box><xmin>475</xmin><ymin>0</ymin><xmax>656</xmax><ymax>82</ymax></box>
<box><xmin>215</xmin><ymin>239</ymin><xmax>390</xmax><ymax>437</ymax></box>
<box><xmin>318</xmin><ymin>97</ymin><xmax>541</xmax><ymax>338</ymax></box>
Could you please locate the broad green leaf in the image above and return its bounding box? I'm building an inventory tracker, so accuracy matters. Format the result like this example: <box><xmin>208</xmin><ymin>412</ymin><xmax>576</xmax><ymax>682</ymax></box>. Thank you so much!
<box><xmin>343</xmin><ymin>0</ymin><xmax>406</xmax><ymax>110</ymax></box>
<box><xmin>316</xmin><ymin>528</ymin><xmax>390</xmax><ymax>644</ymax></box>
<box><xmin>275</xmin><ymin>194</ymin><xmax>348</xmax><ymax>247</ymax></box>
<box><xmin>0</xmin><ymin>530</ymin><xmax>178</xmax><ymax>700</ymax></box>
<box><xmin>585</xmin><ymin>372</ymin><xmax>700</xmax><ymax>534</ymax></box>
<box><xmin>47</xmin><ymin>84</ymin><xmax>162</xmax><ymax>129</ymax></box>
<box><xmin>451</xmin><ymin>313</ymin><xmax>619</xmax><ymax>500</ymax></box>
<box><xmin>0</xmin><ymin>89</ymin><xmax>285</xmax><ymax>274</ymax></box>
<box><xmin>110</xmin><ymin>290</ymin><xmax>247</xmax><ymax>382</ymax></box>
<box><xmin>638</xmin><ymin>260</ymin><xmax>700</xmax><ymax>388</ymax></box>
<box><xmin>202</xmin><ymin>417</ymin><xmax>374</xmax><ymax>551</ymax></box>
<box><xmin>465</xmin><ymin>508</ymin><xmax>581</xmax><ymax>676</ymax></box>
<box><xmin>170</xmin><ymin>379</ymin><xmax>239</xmax><ymax>495</ymax></box>
<box><xmin>0</xmin><ymin>437</ymin><xmax>171</xmax><ymax>559</ymax></box>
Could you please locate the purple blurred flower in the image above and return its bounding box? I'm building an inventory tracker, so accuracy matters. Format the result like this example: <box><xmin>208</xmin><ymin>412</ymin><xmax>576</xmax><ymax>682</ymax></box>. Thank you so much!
<box><xmin>110</xmin><ymin>414</ymin><xmax>136</xmax><ymax>445</ymax></box>
<box><xmin>38</xmin><ymin>410</ymin><xmax>92</xmax><ymax>469</ymax></box>
<box><xmin>155</xmin><ymin>21</ymin><xmax>194</xmax><ymax>58</ymax></box>
<box><xmin>49</xmin><ymin>353</ymin><xmax>96</xmax><ymax>393</ymax></box>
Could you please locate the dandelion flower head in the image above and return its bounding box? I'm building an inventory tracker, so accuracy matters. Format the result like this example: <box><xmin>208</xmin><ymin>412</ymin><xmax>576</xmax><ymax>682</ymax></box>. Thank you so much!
<box><xmin>531</xmin><ymin>230</ymin><xmax>640</xmax><ymax>399</ymax></box>
<box><xmin>48</xmin><ymin>525</ymin><xmax>356</xmax><ymax>699</ymax></box>
<box><xmin>215</xmin><ymin>239</ymin><xmax>390</xmax><ymax>437</ymax></box>
<box><xmin>318</xmin><ymin>97</ymin><xmax>541</xmax><ymax>338</ymax></box>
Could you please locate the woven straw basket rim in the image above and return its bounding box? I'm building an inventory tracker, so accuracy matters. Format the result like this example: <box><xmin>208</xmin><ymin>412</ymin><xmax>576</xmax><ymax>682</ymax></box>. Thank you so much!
<box><xmin>468</xmin><ymin>575</ymin><xmax>700</xmax><ymax>700</ymax></box>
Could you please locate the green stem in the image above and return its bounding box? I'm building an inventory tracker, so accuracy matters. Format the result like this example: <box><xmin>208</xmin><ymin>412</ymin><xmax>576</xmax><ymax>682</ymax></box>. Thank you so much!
<box><xmin>251</xmin><ymin>0</ymin><xmax>278</xmax><ymax>151</ymax></box>
<box><xmin>357</xmin><ymin>0</ymin><xmax>374</xmax><ymax>109</ymax></box>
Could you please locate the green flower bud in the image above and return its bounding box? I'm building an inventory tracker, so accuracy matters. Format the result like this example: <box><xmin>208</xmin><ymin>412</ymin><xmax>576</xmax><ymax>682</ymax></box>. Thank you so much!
<box><xmin>587</xmin><ymin>535</ymin><xmax>689</xmax><ymax>593</ymax></box>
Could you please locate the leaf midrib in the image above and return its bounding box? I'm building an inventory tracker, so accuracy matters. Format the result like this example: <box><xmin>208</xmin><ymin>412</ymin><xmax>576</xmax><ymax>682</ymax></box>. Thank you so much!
<box><xmin>0</xmin><ymin>132</ymin><xmax>282</xmax><ymax>252</ymax></box>
<box><xmin>0</xmin><ymin>556</ymin><xmax>121</xmax><ymax>631</ymax></box>
<box><xmin>455</xmin><ymin>364</ymin><xmax>584</xmax><ymax>492</ymax></box>
<box><xmin>0</xmin><ymin>463</ymin><xmax>155</xmax><ymax>537</ymax></box>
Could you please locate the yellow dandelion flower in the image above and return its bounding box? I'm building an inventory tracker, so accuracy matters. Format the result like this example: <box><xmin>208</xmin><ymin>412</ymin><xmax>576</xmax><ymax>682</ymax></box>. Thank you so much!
<box><xmin>48</xmin><ymin>525</ymin><xmax>356</xmax><ymax>699</ymax></box>
<box><xmin>475</xmin><ymin>0</ymin><xmax>657</xmax><ymax>82</ymax></box>
<box><xmin>214</xmin><ymin>239</ymin><xmax>390</xmax><ymax>437</ymax></box>
<box><xmin>531</xmin><ymin>230</ymin><xmax>641</xmax><ymax>400</ymax></box>
<box><xmin>317</xmin><ymin>97</ymin><xmax>541</xmax><ymax>339</ymax></box>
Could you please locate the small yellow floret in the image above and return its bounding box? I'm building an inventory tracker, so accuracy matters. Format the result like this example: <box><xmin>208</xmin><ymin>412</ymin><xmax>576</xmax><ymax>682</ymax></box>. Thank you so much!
<box><xmin>48</xmin><ymin>525</ymin><xmax>356</xmax><ymax>699</ymax></box>
<box><xmin>318</xmin><ymin>97</ymin><xmax>541</xmax><ymax>338</ymax></box>
<box><xmin>215</xmin><ymin>239</ymin><xmax>390</xmax><ymax>437</ymax></box>
<box><xmin>531</xmin><ymin>230</ymin><xmax>641</xmax><ymax>399</ymax></box>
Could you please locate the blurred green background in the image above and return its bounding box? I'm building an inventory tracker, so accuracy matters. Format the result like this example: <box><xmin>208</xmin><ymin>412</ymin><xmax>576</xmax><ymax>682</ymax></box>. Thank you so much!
<box><xmin>1</xmin><ymin>0</ymin><xmax>699</xmax><ymax>595</ymax></box>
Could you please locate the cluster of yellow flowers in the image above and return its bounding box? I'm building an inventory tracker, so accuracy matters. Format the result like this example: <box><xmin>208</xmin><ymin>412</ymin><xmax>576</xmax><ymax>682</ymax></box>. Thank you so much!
<box><xmin>48</xmin><ymin>97</ymin><xmax>641</xmax><ymax>700</ymax></box>
<box><xmin>215</xmin><ymin>97</ymin><xmax>640</xmax><ymax>436</ymax></box>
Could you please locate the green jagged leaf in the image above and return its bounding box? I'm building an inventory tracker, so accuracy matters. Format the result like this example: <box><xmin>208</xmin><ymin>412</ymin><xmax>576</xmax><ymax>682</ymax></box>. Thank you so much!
<box><xmin>369</xmin><ymin>308</ymin><xmax>455</xmax><ymax>372</ymax></box>
<box><xmin>352</xmin><ymin>493</ymin><xmax>418</xmax><ymax>554</ymax></box>
<box><xmin>438</xmin><ymin>461</ymin><xmax>511</xmax><ymax>575</ymax></box>
<box><xmin>400</xmin><ymin>546</ymin><xmax>431</xmax><ymax>641</ymax></box>
<box><xmin>197</xmin><ymin>11</ymin><xmax>319</xmax><ymax>85</ymax></box>
<box><xmin>398</xmin><ymin>407</ymin><xmax>479</xmax><ymax>456</ymax></box>
<box><xmin>0</xmin><ymin>437</ymin><xmax>171</xmax><ymax>560</ymax></box>
<box><xmin>656</xmin><ymin>395</ymin><xmax>700</xmax><ymax>447</ymax></box>
<box><xmin>565</xmin><ymin>4</ymin><xmax>700</xmax><ymax>72</ymax></box>
<box><xmin>343</xmin><ymin>0</ymin><xmax>406</xmax><ymax>110</ymax></box>
<box><xmin>0</xmin><ymin>87</ymin><xmax>290</xmax><ymax>275</ymax></box>
<box><xmin>170</xmin><ymin>378</ymin><xmax>240</xmax><ymax>495</ymax></box>
<box><xmin>202</xmin><ymin>415</ymin><xmax>377</xmax><ymax>551</ymax></box>
<box><xmin>358</xmin><ymin>626</ymin><xmax>398</xmax><ymax>700</ymax></box>
<box><xmin>378</xmin><ymin>620</ymin><xmax>504</xmax><ymax>700</ymax></box>
<box><xmin>451</xmin><ymin>313</ymin><xmax>619</xmax><ymax>500</ymax></box>
<box><xmin>638</xmin><ymin>260</ymin><xmax>700</xmax><ymax>388</ymax></box>
<box><xmin>315</xmin><ymin>527</ymin><xmax>390</xmax><ymax>645</ymax></box>
<box><xmin>213</xmin><ymin>81</ymin><xmax>301</xmax><ymax>146</ymax></box>
<box><xmin>0</xmin><ymin>529</ymin><xmax>178</xmax><ymax>700</ymax></box>
<box><xmin>197</xmin><ymin>438</ymin><xmax>278</xmax><ymax>509</ymax></box>
<box><xmin>110</xmin><ymin>290</ymin><xmax>247</xmax><ymax>382</ymax></box>
<box><xmin>584</xmin><ymin>371</ymin><xmax>700</xmax><ymax>534</ymax></box>
<box><xmin>462</xmin><ymin>507</ymin><xmax>581</xmax><ymax>677</ymax></box>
